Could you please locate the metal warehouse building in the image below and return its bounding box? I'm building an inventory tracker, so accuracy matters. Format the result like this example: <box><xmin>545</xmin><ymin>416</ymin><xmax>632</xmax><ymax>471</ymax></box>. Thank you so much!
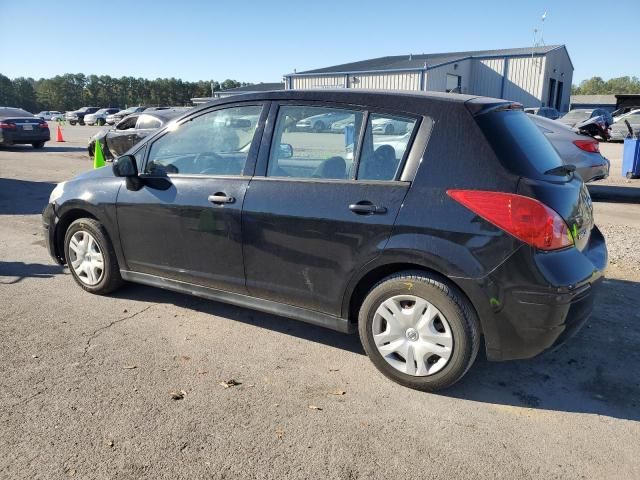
<box><xmin>285</xmin><ymin>45</ymin><xmax>574</xmax><ymax>111</ymax></box>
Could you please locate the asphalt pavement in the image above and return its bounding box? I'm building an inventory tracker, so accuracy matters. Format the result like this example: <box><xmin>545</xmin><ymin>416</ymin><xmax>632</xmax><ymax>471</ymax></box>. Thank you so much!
<box><xmin>0</xmin><ymin>124</ymin><xmax>639</xmax><ymax>479</ymax></box>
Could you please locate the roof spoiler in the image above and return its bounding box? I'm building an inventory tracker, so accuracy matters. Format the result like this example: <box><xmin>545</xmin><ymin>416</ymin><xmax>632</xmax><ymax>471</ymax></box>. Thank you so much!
<box><xmin>465</xmin><ymin>98</ymin><xmax>523</xmax><ymax>116</ymax></box>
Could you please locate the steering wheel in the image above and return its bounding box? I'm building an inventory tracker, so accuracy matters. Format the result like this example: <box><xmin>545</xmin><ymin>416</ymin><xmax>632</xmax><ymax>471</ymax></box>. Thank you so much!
<box><xmin>193</xmin><ymin>152</ymin><xmax>222</xmax><ymax>174</ymax></box>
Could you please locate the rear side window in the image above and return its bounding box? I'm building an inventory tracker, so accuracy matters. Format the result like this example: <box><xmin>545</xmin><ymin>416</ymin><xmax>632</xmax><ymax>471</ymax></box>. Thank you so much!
<box><xmin>475</xmin><ymin>109</ymin><xmax>564</xmax><ymax>178</ymax></box>
<box><xmin>136</xmin><ymin>115</ymin><xmax>162</xmax><ymax>130</ymax></box>
<box><xmin>357</xmin><ymin>113</ymin><xmax>417</xmax><ymax>181</ymax></box>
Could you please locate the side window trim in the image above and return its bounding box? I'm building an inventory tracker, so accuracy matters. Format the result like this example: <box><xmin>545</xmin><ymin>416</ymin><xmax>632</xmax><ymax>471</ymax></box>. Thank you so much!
<box><xmin>140</xmin><ymin>101</ymin><xmax>269</xmax><ymax>178</ymax></box>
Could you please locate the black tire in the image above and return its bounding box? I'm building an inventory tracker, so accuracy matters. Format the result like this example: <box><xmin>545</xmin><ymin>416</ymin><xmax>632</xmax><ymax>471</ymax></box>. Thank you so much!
<box><xmin>358</xmin><ymin>271</ymin><xmax>480</xmax><ymax>392</ymax></box>
<box><xmin>63</xmin><ymin>218</ymin><xmax>123</xmax><ymax>295</ymax></box>
<box><xmin>32</xmin><ymin>141</ymin><xmax>45</xmax><ymax>149</ymax></box>
<box><xmin>384</xmin><ymin>124</ymin><xmax>394</xmax><ymax>135</ymax></box>
<box><xmin>69</xmin><ymin>121</ymin><xmax>76</xmax><ymax>126</ymax></box>
<box><xmin>79</xmin><ymin>120</ymin><xmax>85</xmax><ymax>126</ymax></box>
<box><xmin>313</xmin><ymin>121</ymin><xmax>325</xmax><ymax>132</ymax></box>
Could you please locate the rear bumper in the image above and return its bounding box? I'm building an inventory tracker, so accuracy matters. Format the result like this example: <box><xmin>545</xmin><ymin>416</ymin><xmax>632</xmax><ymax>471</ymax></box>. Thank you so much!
<box><xmin>456</xmin><ymin>226</ymin><xmax>608</xmax><ymax>361</ymax></box>
<box><xmin>0</xmin><ymin>129</ymin><xmax>50</xmax><ymax>145</ymax></box>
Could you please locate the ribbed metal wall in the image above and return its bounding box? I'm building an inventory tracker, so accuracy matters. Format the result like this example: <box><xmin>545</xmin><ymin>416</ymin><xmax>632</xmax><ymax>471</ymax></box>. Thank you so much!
<box><xmin>292</xmin><ymin>75</ymin><xmax>346</xmax><ymax>89</ymax></box>
<box><xmin>425</xmin><ymin>60</ymin><xmax>472</xmax><ymax>93</ymax></box>
<box><xmin>502</xmin><ymin>56</ymin><xmax>546</xmax><ymax>106</ymax></box>
<box><xmin>469</xmin><ymin>58</ymin><xmax>504</xmax><ymax>98</ymax></box>
<box><xmin>349</xmin><ymin>72</ymin><xmax>421</xmax><ymax>90</ymax></box>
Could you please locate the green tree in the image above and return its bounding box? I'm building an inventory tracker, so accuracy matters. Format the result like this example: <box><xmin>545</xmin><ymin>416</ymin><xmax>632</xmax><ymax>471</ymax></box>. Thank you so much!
<box><xmin>0</xmin><ymin>74</ymin><xmax>15</xmax><ymax>106</ymax></box>
<box><xmin>572</xmin><ymin>76</ymin><xmax>640</xmax><ymax>95</ymax></box>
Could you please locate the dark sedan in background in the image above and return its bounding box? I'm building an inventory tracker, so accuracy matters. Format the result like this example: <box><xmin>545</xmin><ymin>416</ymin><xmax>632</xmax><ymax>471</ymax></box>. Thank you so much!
<box><xmin>88</xmin><ymin>108</ymin><xmax>190</xmax><ymax>160</ymax></box>
<box><xmin>106</xmin><ymin>106</ymin><xmax>148</xmax><ymax>125</ymax></box>
<box><xmin>559</xmin><ymin>108</ymin><xmax>614</xmax><ymax>128</ymax></box>
<box><xmin>0</xmin><ymin>107</ymin><xmax>50</xmax><ymax>148</ymax></box>
<box><xmin>528</xmin><ymin>114</ymin><xmax>610</xmax><ymax>182</ymax></box>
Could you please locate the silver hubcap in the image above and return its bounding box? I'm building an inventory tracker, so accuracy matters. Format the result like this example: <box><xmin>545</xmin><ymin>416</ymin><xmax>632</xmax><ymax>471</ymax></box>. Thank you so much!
<box><xmin>68</xmin><ymin>231</ymin><xmax>104</xmax><ymax>286</ymax></box>
<box><xmin>372</xmin><ymin>295</ymin><xmax>453</xmax><ymax>376</ymax></box>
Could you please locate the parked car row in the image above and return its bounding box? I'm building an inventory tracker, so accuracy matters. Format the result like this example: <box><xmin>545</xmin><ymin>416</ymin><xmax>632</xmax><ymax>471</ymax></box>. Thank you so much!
<box><xmin>88</xmin><ymin>108</ymin><xmax>192</xmax><ymax>160</ymax></box>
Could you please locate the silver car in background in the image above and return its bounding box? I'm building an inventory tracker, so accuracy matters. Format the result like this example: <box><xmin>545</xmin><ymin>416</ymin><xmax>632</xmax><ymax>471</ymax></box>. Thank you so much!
<box><xmin>528</xmin><ymin>114</ymin><xmax>610</xmax><ymax>182</ymax></box>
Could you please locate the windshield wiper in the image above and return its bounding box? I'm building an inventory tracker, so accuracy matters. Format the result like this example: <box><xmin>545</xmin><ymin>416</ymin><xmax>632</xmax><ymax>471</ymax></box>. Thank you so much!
<box><xmin>544</xmin><ymin>164</ymin><xmax>576</xmax><ymax>176</ymax></box>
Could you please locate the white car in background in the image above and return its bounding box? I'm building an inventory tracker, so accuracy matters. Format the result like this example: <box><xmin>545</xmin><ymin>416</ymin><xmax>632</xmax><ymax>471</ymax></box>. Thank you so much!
<box><xmin>35</xmin><ymin>110</ymin><xmax>63</xmax><ymax>121</ymax></box>
<box><xmin>84</xmin><ymin>108</ymin><xmax>120</xmax><ymax>126</ymax></box>
<box><xmin>372</xmin><ymin>117</ymin><xmax>409</xmax><ymax>135</ymax></box>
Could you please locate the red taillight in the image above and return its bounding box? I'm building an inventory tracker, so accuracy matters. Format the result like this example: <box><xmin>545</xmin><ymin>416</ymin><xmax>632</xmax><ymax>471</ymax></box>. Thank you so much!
<box><xmin>38</xmin><ymin>122</ymin><xmax>49</xmax><ymax>129</ymax></box>
<box><xmin>447</xmin><ymin>190</ymin><xmax>573</xmax><ymax>251</ymax></box>
<box><xmin>0</xmin><ymin>121</ymin><xmax>16</xmax><ymax>129</ymax></box>
<box><xmin>573</xmin><ymin>139</ymin><xmax>599</xmax><ymax>153</ymax></box>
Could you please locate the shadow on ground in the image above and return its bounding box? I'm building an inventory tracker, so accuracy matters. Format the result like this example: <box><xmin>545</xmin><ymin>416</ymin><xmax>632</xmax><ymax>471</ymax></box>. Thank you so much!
<box><xmin>0</xmin><ymin>261</ymin><xmax>64</xmax><ymax>284</ymax></box>
<box><xmin>0</xmin><ymin>145</ymin><xmax>86</xmax><ymax>153</ymax></box>
<box><xmin>114</xmin><ymin>276</ymin><xmax>640</xmax><ymax>421</ymax></box>
<box><xmin>0</xmin><ymin>178</ymin><xmax>55</xmax><ymax>215</ymax></box>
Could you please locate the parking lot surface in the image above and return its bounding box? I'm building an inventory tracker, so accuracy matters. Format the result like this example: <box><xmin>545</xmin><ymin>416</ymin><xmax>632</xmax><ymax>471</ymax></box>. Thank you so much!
<box><xmin>1</xmin><ymin>124</ymin><xmax>639</xmax><ymax>479</ymax></box>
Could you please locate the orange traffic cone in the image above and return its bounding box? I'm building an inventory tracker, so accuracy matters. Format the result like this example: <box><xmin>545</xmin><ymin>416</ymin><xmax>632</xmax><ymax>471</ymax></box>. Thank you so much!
<box><xmin>56</xmin><ymin>124</ymin><xmax>65</xmax><ymax>142</ymax></box>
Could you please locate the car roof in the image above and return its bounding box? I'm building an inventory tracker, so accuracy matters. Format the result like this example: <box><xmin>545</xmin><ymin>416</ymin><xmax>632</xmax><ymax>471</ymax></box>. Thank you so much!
<box><xmin>194</xmin><ymin>89</ymin><xmax>510</xmax><ymax>116</ymax></box>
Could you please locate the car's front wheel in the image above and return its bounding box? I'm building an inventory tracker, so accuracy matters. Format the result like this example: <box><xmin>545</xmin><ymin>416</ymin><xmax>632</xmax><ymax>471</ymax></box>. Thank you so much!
<box><xmin>358</xmin><ymin>271</ymin><xmax>480</xmax><ymax>392</ymax></box>
<box><xmin>64</xmin><ymin>218</ymin><xmax>123</xmax><ymax>294</ymax></box>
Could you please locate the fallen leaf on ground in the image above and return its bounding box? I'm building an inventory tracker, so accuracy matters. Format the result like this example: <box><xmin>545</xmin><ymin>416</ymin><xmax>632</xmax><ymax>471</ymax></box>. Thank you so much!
<box><xmin>169</xmin><ymin>390</ymin><xmax>186</xmax><ymax>400</ymax></box>
<box><xmin>308</xmin><ymin>405</ymin><xmax>323</xmax><ymax>411</ymax></box>
<box><xmin>275</xmin><ymin>428</ymin><xmax>285</xmax><ymax>439</ymax></box>
<box><xmin>219</xmin><ymin>379</ymin><xmax>242</xmax><ymax>388</ymax></box>
<box><xmin>122</xmin><ymin>365</ymin><xmax>137</xmax><ymax>369</ymax></box>
<box><xmin>328</xmin><ymin>368</ymin><xmax>339</xmax><ymax>372</ymax></box>
<box><xmin>328</xmin><ymin>389</ymin><xmax>346</xmax><ymax>396</ymax></box>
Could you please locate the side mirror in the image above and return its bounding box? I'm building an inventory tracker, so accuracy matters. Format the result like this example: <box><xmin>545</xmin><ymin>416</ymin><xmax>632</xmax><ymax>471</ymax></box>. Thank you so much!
<box><xmin>279</xmin><ymin>143</ymin><xmax>293</xmax><ymax>159</ymax></box>
<box><xmin>113</xmin><ymin>155</ymin><xmax>138</xmax><ymax>177</ymax></box>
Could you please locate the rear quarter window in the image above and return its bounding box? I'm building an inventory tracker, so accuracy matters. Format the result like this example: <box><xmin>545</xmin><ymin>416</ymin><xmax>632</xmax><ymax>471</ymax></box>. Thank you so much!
<box><xmin>475</xmin><ymin>110</ymin><xmax>564</xmax><ymax>179</ymax></box>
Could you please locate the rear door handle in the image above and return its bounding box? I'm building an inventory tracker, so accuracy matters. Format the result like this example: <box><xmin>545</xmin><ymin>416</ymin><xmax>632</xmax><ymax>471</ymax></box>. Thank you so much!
<box><xmin>208</xmin><ymin>193</ymin><xmax>235</xmax><ymax>204</ymax></box>
<box><xmin>349</xmin><ymin>202</ymin><xmax>387</xmax><ymax>215</ymax></box>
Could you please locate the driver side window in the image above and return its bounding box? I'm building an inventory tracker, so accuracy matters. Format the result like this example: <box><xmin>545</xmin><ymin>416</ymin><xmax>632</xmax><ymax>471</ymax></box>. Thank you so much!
<box><xmin>145</xmin><ymin>105</ymin><xmax>263</xmax><ymax>176</ymax></box>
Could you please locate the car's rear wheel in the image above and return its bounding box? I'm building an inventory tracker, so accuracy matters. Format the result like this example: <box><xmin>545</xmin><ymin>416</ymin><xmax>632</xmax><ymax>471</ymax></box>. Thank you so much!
<box><xmin>64</xmin><ymin>218</ymin><xmax>123</xmax><ymax>295</ymax></box>
<box><xmin>32</xmin><ymin>141</ymin><xmax>45</xmax><ymax>149</ymax></box>
<box><xmin>69</xmin><ymin>121</ymin><xmax>76</xmax><ymax>126</ymax></box>
<box><xmin>358</xmin><ymin>271</ymin><xmax>480</xmax><ymax>392</ymax></box>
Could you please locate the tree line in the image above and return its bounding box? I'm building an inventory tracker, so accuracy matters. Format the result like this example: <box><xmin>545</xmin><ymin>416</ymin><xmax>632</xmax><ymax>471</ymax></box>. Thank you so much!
<box><xmin>571</xmin><ymin>76</ymin><xmax>640</xmax><ymax>95</ymax></box>
<box><xmin>0</xmin><ymin>73</ymin><xmax>249</xmax><ymax>113</ymax></box>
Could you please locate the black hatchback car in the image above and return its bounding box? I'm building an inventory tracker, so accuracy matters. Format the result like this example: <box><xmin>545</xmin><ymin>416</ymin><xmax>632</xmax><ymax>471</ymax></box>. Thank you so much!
<box><xmin>43</xmin><ymin>90</ymin><xmax>607</xmax><ymax>391</ymax></box>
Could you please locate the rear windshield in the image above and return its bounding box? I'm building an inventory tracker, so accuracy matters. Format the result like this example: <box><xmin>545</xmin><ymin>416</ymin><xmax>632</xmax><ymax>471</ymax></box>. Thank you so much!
<box><xmin>475</xmin><ymin>109</ymin><xmax>564</xmax><ymax>178</ymax></box>
<box><xmin>0</xmin><ymin>107</ymin><xmax>33</xmax><ymax>118</ymax></box>
<box><xmin>561</xmin><ymin>110</ymin><xmax>590</xmax><ymax>122</ymax></box>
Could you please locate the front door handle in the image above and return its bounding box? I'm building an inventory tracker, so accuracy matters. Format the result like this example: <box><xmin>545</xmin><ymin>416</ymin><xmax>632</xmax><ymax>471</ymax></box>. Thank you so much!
<box><xmin>208</xmin><ymin>193</ymin><xmax>235</xmax><ymax>204</ymax></box>
<box><xmin>349</xmin><ymin>202</ymin><xmax>387</xmax><ymax>215</ymax></box>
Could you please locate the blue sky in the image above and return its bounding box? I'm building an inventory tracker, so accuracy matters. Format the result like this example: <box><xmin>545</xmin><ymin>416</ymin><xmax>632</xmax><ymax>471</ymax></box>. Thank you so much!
<box><xmin>1</xmin><ymin>0</ymin><xmax>637</xmax><ymax>85</ymax></box>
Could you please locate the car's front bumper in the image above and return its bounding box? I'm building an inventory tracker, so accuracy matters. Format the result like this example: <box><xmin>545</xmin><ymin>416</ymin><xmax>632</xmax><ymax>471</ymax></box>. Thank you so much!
<box><xmin>42</xmin><ymin>202</ymin><xmax>64</xmax><ymax>264</ymax></box>
<box><xmin>456</xmin><ymin>226</ymin><xmax>608</xmax><ymax>361</ymax></box>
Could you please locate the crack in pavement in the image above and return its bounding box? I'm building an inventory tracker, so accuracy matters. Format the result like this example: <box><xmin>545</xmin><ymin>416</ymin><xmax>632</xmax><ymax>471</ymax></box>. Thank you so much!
<box><xmin>82</xmin><ymin>303</ymin><xmax>158</xmax><ymax>358</ymax></box>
